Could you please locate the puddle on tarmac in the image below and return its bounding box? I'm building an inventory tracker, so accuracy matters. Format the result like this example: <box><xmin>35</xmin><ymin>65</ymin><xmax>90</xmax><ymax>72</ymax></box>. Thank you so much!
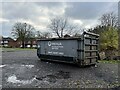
<box><xmin>36</xmin><ymin>70</ymin><xmax>70</xmax><ymax>83</ymax></box>
<box><xmin>6</xmin><ymin>65</ymin><xmax>35</xmax><ymax>85</ymax></box>
<box><xmin>0</xmin><ymin>65</ymin><xmax>6</xmax><ymax>68</ymax></box>
<box><xmin>0</xmin><ymin>64</ymin><xmax>34</xmax><ymax>68</ymax></box>
<box><xmin>7</xmin><ymin>75</ymin><xmax>36</xmax><ymax>85</ymax></box>
<box><xmin>21</xmin><ymin>65</ymin><xmax>34</xmax><ymax>68</ymax></box>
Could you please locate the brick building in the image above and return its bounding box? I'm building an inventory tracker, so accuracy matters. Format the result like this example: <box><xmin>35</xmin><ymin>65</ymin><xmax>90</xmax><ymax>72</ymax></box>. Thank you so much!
<box><xmin>16</xmin><ymin>38</ymin><xmax>37</xmax><ymax>48</ymax></box>
<box><xmin>0</xmin><ymin>37</ymin><xmax>16</xmax><ymax>48</ymax></box>
<box><xmin>0</xmin><ymin>37</ymin><xmax>37</xmax><ymax>48</ymax></box>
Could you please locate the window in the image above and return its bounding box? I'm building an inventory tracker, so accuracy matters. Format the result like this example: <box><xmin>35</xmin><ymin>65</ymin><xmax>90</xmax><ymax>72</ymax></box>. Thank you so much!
<box><xmin>27</xmin><ymin>45</ymin><xmax>31</xmax><ymax>48</ymax></box>
<box><xmin>20</xmin><ymin>45</ymin><xmax>23</xmax><ymax>47</ymax></box>
<box><xmin>33</xmin><ymin>45</ymin><xmax>37</xmax><ymax>48</ymax></box>
<box><xmin>4</xmin><ymin>41</ymin><xmax>8</xmax><ymax>43</ymax></box>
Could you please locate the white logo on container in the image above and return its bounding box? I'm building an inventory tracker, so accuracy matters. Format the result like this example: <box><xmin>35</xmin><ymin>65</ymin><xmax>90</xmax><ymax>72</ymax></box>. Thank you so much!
<box><xmin>48</xmin><ymin>41</ymin><xmax>51</xmax><ymax>46</ymax></box>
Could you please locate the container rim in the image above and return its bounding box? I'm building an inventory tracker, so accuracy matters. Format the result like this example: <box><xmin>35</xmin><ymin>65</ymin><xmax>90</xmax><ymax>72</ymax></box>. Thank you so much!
<box><xmin>37</xmin><ymin>37</ymin><xmax>82</xmax><ymax>41</ymax></box>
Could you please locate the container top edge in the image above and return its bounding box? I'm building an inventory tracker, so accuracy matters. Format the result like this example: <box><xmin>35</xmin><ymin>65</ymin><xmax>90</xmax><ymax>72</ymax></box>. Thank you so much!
<box><xmin>37</xmin><ymin>37</ymin><xmax>82</xmax><ymax>41</ymax></box>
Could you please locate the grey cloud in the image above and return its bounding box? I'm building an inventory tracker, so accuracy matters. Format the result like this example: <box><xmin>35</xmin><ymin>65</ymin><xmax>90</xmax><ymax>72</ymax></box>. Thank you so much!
<box><xmin>65</xmin><ymin>2</ymin><xmax>117</xmax><ymax>20</ymax></box>
<box><xmin>2</xmin><ymin>22</ymin><xmax>13</xmax><ymax>37</ymax></box>
<box><xmin>2</xmin><ymin>2</ymin><xmax>40</xmax><ymax>20</ymax></box>
<box><xmin>34</xmin><ymin>2</ymin><xmax>64</xmax><ymax>8</ymax></box>
<box><xmin>1</xmin><ymin>2</ymin><xmax>118</xmax><ymax>37</ymax></box>
<box><xmin>2</xmin><ymin>2</ymin><xmax>66</xmax><ymax>20</ymax></box>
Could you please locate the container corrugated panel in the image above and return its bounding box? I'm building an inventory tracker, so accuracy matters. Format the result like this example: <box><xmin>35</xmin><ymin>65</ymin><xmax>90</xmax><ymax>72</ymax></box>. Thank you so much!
<box><xmin>37</xmin><ymin>32</ymin><xmax>99</xmax><ymax>66</ymax></box>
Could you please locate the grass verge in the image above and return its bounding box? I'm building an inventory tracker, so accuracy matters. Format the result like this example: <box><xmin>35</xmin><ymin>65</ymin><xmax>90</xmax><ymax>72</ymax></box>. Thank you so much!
<box><xmin>98</xmin><ymin>60</ymin><xmax>120</xmax><ymax>64</ymax></box>
<box><xmin>2</xmin><ymin>48</ymin><xmax>36</xmax><ymax>52</ymax></box>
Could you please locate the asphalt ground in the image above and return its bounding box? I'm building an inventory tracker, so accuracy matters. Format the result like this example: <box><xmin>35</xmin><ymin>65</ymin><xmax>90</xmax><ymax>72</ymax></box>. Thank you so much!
<box><xmin>1</xmin><ymin>49</ymin><xmax>120</xmax><ymax>89</ymax></box>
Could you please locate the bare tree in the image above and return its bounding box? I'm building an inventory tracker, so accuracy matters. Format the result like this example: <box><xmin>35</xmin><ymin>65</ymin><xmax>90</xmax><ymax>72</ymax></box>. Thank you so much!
<box><xmin>73</xmin><ymin>33</ymin><xmax>81</xmax><ymax>37</ymax></box>
<box><xmin>36</xmin><ymin>31</ymin><xmax>43</xmax><ymax>38</ymax></box>
<box><xmin>48</xmin><ymin>17</ymin><xmax>79</xmax><ymax>38</ymax></box>
<box><xmin>41</xmin><ymin>32</ymin><xmax>52</xmax><ymax>38</ymax></box>
<box><xmin>100</xmin><ymin>12</ymin><xmax>118</xmax><ymax>27</ymax></box>
<box><xmin>12</xmin><ymin>22</ymin><xmax>35</xmax><ymax>48</ymax></box>
<box><xmin>36</xmin><ymin>31</ymin><xmax>52</xmax><ymax>38</ymax></box>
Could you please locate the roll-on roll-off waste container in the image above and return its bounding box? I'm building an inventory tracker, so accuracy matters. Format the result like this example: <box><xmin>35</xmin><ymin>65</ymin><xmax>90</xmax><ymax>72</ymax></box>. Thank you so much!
<box><xmin>37</xmin><ymin>32</ymin><xmax>99</xmax><ymax>66</ymax></box>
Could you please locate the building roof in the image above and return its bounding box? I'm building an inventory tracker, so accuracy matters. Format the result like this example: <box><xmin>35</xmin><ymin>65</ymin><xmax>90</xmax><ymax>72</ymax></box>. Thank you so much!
<box><xmin>2</xmin><ymin>37</ymin><xmax>14</xmax><ymax>41</ymax></box>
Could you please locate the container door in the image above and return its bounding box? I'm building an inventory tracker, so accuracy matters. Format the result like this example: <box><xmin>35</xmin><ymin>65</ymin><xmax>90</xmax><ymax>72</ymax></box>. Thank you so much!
<box><xmin>83</xmin><ymin>32</ymin><xmax>99</xmax><ymax>65</ymax></box>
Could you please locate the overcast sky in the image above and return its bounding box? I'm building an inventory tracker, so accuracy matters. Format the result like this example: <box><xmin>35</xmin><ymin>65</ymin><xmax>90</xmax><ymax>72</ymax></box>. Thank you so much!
<box><xmin>0</xmin><ymin>2</ymin><xmax>118</xmax><ymax>37</ymax></box>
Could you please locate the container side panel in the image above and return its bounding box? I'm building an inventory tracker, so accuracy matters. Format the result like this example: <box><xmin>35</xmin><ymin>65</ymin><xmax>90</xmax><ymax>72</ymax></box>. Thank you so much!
<box><xmin>38</xmin><ymin>40</ymin><xmax>78</xmax><ymax>58</ymax></box>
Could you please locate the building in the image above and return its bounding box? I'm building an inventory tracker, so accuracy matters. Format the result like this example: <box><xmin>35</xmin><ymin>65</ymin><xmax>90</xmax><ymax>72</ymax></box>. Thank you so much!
<box><xmin>16</xmin><ymin>38</ymin><xmax>37</xmax><ymax>48</ymax></box>
<box><xmin>0</xmin><ymin>37</ymin><xmax>37</xmax><ymax>48</ymax></box>
<box><xmin>1</xmin><ymin>37</ymin><xmax>16</xmax><ymax>48</ymax></box>
<box><xmin>0</xmin><ymin>36</ymin><xmax>2</xmax><ymax>47</ymax></box>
